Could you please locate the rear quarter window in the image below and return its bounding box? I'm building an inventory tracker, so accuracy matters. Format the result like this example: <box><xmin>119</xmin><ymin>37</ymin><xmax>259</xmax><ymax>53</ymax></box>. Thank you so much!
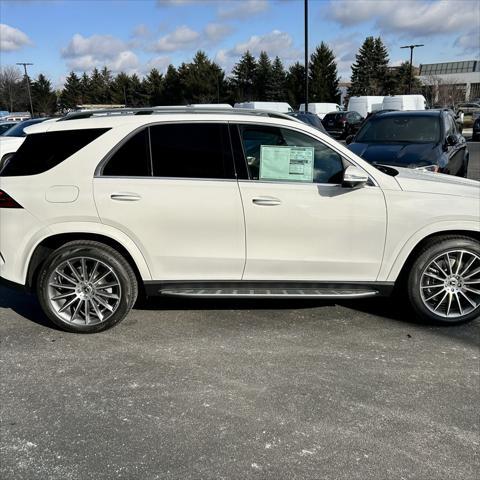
<box><xmin>0</xmin><ymin>128</ymin><xmax>110</xmax><ymax>176</ymax></box>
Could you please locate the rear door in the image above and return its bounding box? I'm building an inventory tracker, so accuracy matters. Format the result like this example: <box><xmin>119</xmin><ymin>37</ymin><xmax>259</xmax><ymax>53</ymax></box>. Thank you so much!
<box><xmin>444</xmin><ymin>114</ymin><xmax>466</xmax><ymax>175</ymax></box>
<box><xmin>94</xmin><ymin>122</ymin><xmax>245</xmax><ymax>281</ymax></box>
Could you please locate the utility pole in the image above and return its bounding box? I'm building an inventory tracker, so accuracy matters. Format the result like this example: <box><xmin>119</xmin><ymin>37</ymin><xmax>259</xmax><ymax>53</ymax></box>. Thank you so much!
<box><xmin>304</xmin><ymin>0</ymin><xmax>309</xmax><ymax>112</ymax></box>
<box><xmin>16</xmin><ymin>62</ymin><xmax>34</xmax><ymax>116</ymax></box>
<box><xmin>400</xmin><ymin>44</ymin><xmax>424</xmax><ymax>94</ymax></box>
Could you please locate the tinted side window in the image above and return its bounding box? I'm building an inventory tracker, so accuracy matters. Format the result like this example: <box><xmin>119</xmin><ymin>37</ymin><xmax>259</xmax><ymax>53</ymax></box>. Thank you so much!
<box><xmin>238</xmin><ymin>124</ymin><xmax>345</xmax><ymax>184</ymax></box>
<box><xmin>102</xmin><ymin>128</ymin><xmax>151</xmax><ymax>176</ymax></box>
<box><xmin>150</xmin><ymin>123</ymin><xmax>234</xmax><ymax>179</ymax></box>
<box><xmin>0</xmin><ymin>128</ymin><xmax>109</xmax><ymax>177</ymax></box>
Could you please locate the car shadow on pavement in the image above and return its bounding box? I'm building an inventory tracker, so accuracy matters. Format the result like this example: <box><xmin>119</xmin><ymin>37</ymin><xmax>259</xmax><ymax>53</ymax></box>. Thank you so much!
<box><xmin>0</xmin><ymin>285</ymin><xmax>59</xmax><ymax>330</ymax></box>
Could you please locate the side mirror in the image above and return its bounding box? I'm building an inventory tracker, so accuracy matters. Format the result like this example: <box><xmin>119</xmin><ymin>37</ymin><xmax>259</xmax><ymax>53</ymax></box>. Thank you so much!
<box><xmin>446</xmin><ymin>134</ymin><xmax>457</xmax><ymax>146</ymax></box>
<box><xmin>345</xmin><ymin>135</ymin><xmax>354</xmax><ymax>145</ymax></box>
<box><xmin>342</xmin><ymin>165</ymin><xmax>369</xmax><ymax>188</ymax></box>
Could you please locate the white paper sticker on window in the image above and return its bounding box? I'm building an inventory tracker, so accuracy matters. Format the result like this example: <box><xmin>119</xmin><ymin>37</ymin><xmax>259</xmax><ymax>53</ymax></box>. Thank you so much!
<box><xmin>259</xmin><ymin>145</ymin><xmax>314</xmax><ymax>182</ymax></box>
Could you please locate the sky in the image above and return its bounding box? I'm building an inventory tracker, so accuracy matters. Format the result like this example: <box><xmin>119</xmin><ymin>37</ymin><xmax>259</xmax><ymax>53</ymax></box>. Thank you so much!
<box><xmin>0</xmin><ymin>0</ymin><xmax>479</xmax><ymax>88</ymax></box>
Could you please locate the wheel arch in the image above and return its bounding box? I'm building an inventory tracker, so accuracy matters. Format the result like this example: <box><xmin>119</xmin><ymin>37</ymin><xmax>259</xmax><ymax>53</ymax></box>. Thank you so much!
<box><xmin>25</xmin><ymin>230</ymin><xmax>151</xmax><ymax>292</ymax></box>
<box><xmin>389</xmin><ymin>229</ymin><xmax>480</xmax><ymax>288</ymax></box>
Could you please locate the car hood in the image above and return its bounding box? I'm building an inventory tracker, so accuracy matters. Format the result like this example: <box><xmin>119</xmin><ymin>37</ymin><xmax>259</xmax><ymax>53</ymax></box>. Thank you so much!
<box><xmin>392</xmin><ymin>166</ymin><xmax>480</xmax><ymax>198</ymax></box>
<box><xmin>348</xmin><ymin>142</ymin><xmax>442</xmax><ymax>168</ymax></box>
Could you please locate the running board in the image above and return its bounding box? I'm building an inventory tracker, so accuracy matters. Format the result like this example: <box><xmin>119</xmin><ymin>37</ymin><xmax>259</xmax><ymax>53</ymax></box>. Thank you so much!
<box><xmin>159</xmin><ymin>287</ymin><xmax>379</xmax><ymax>299</ymax></box>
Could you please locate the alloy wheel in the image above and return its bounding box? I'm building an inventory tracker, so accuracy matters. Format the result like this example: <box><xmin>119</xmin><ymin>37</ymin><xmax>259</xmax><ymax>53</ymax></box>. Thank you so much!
<box><xmin>420</xmin><ymin>249</ymin><xmax>480</xmax><ymax>319</ymax></box>
<box><xmin>47</xmin><ymin>256</ymin><xmax>122</xmax><ymax>326</ymax></box>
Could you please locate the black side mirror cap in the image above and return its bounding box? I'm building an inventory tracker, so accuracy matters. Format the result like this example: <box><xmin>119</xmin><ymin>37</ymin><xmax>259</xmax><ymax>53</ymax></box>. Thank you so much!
<box><xmin>345</xmin><ymin>135</ymin><xmax>354</xmax><ymax>145</ymax></box>
<box><xmin>446</xmin><ymin>134</ymin><xmax>457</xmax><ymax>146</ymax></box>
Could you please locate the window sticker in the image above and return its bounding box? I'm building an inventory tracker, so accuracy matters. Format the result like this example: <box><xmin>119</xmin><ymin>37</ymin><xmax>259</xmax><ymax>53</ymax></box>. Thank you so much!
<box><xmin>259</xmin><ymin>145</ymin><xmax>314</xmax><ymax>182</ymax></box>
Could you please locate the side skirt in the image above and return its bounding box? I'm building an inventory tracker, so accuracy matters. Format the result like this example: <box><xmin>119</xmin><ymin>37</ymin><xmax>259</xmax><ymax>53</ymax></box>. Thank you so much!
<box><xmin>143</xmin><ymin>281</ymin><xmax>394</xmax><ymax>299</ymax></box>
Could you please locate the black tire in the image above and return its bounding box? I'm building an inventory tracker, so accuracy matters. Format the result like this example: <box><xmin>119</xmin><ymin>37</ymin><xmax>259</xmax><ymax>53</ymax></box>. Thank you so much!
<box><xmin>37</xmin><ymin>240</ymin><xmax>138</xmax><ymax>333</ymax></box>
<box><xmin>407</xmin><ymin>235</ymin><xmax>480</xmax><ymax>325</ymax></box>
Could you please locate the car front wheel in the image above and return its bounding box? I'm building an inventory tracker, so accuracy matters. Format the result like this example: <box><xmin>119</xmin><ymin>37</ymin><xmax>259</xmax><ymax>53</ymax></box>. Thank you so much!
<box><xmin>37</xmin><ymin>240</ymin><xmax>138</xmax><ymax>333</ymax></box>
<box><xmin>408</xmin><ymin>236</ymin><xmax>480</xmax><ymax>324</ymax></box>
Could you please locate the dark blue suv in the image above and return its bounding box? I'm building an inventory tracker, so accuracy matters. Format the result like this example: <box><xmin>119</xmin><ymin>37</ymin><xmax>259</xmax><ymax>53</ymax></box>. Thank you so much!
<box><xmin>347</xmin><ymin>110</ymin><xmax>469</xmax><ymax>177</ymax></box>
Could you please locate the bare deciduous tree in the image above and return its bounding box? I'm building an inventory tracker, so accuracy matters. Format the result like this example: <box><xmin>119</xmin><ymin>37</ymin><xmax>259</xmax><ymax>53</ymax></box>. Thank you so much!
<box><xmin>0</xmin><ymin>66</ymin><xmax>24</xmax><ymax>111</ymax></box>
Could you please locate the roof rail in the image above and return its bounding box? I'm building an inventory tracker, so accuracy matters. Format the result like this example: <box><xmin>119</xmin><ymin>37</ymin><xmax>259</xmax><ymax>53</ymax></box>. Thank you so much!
<box><xmin>59</xmin><ymin>106</ymin><xmax>302</xmax><ymax>124</ymax></box>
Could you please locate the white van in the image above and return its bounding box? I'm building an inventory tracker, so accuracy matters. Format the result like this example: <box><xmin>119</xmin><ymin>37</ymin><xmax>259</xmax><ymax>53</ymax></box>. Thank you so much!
<box><xmin>347</xmin><ymin>96</ymin><xmax>384</xmax><ymax>118</ymax></box>
<box><xmin>234</xmin><ymin>102</ymin><xmax>293</xmax><ymax>113</ymax></box>
<box><xmin>382</xmin><ymin>95</ymin><xmax>426</xmax><ymax>111</ymax></box>
<box><xmin>299</xmin><ymin>103</ymin><xmax>341</xmax><ymax>119</ymax></box>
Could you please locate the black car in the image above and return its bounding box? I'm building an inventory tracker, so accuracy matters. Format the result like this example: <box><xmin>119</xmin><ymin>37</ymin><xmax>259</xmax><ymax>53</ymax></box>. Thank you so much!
<box><xmin>288</xmin><ymin>111</ymin><xmax>328</xmax><ymax>134</ymax></box>
<box><xmin>347</xmin><ymin>110</ymin><xmax>469</xmax><ymax>177</ymax></box>
<box><xmin>472</xmin><ymin>116</ymin><xmax>480</xmax><ymax>141</ymax></box>
<box><xmin>1</xmin><ymin>117</ymin><xmax>49</xmax><ymax>138</ymax></box>
<box><xmin>322</xmin><ymin>111</ymin><xmax>363</xmax><ymax>138</ymax></box>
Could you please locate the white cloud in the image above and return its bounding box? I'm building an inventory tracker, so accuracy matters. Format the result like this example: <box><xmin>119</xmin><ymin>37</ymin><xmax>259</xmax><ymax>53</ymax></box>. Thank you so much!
<box><xmin>328</xmin><ymin>0</ymin><xmax>474</xmax><ymax>37</ymax></box>
<box><xmin>0</xmin><ymin>24</ymin><xmax>32</xmax><ymax>52</ymax></box>
<box><xmin>204</xmin><ymin>23</ymin><xmax>233</xmax><ymax>43</ymax></box>
<box><xmin>455</xmin><ymin>29</ymin><xmax>480</xmax><ymax>54</ymax></box>
<box><xmin>152</xmin><ymin>25</ymin><xmax>200</xmax><ymax>52</ymax></box>
<box><xmin>61</xmin><ymin>33</ymin><xmax>139</xmax><ymax>73</ymax></box>
<box><xmin>218</xmin><ymin>0</ymin><xmax>269</xmax><ymax>20</ymax></box>
<box><xmin>233</xmin><ymin>30</ymin><xmax>294</xmax><ymax>57</ymax></box>
<box><xmin>151</xmin><ymin>23</ymin><xmax>233</xmax><ymax>53</ymax></box>
<box><xmin>145</xmin><ymin>55</ymin><xmax>172</xmax><ymax>73</ymax></box>
<box><xmin>215</xmin><ymin>30</ymin><xmax>300</xmax><ymax>73</ymax></box>
<box><xmin>132</xmin><ymin>24</ymin><xmax>150</xmax><ymax>37</ymax></box>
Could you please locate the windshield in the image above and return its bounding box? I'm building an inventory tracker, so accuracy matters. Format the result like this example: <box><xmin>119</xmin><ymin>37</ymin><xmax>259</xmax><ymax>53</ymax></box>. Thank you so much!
<box><xmin>2</xmin><ymin>118</ymin><xmax>46</xmax><ymax>137</ymax></box>
<box><xmin>355</xmin><ymin>116</ymin><xmax>440</xmax><ymax>143</ymax></box>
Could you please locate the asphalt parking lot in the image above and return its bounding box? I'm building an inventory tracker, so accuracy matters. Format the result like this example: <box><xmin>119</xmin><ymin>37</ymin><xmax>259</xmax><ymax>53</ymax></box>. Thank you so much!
<box><xmin>1</xmin><ymin>140</ymin><xmax>479</xmax><ymax>480</ymax></box>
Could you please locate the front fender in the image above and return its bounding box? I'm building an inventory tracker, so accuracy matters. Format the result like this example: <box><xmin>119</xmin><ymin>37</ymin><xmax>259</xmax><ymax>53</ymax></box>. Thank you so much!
<box><xmin>383</xmin><ymin>220</ymin><xmax>480</xmax><ymax>282</ymax></box>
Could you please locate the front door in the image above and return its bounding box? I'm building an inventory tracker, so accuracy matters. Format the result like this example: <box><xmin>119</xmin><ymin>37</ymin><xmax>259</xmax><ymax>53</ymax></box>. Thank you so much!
<box><xmin>233</xmin><ymin>123</ymin><xmax>387</xmax><ymax>282</ymax></box>
<box><xmin>94</xmin><ymin>122</ymin><xmax>245</xmax><ymax>281</ymax></box>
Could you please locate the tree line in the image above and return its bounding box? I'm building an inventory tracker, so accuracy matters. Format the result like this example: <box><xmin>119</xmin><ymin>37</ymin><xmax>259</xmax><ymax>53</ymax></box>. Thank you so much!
<box><xmin>0</xmin><ymin>37</ymin><xmax>423</xmax><ymax>116</ymax></box>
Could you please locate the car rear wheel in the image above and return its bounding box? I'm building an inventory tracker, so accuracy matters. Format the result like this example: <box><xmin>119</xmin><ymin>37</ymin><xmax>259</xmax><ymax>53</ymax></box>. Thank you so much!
<box><xmin>408</xmin><ymin>236</ymin><xmax>480</xmax><ymax>324</ymax></box>
<box><xmin>37</xmin><ymin>241</ymin><xmax>138</xmax><ymax>333</ymax></box>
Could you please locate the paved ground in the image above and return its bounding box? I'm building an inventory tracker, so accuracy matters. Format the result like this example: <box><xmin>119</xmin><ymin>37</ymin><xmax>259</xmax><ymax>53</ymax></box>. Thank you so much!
<box><xmin>1</xmin><ymin>140</ymin><xmax>479</xmax><ymax>480</ymax></box>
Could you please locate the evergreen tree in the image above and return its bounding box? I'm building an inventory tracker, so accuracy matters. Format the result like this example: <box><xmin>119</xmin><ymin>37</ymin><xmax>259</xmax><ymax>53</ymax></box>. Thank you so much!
<box><xmin>89</xmin><ymin>68</ymin><xmax>105</xmax><ymax>104</ymax></box>
<box><xmin>384</xmin><ymin>61</ymin><xmax>423</xmax><ymax>95</ymax></box>
<box><xmin>100</xmin><ymin>66</ymin><xmax>113</xmax><ymax>104</ymax></box>
<box><xmin>110</xmin><ymin>72</ymin><xmax>131</xmax><ymax>106</ymax></box>
<box><xmin>231</xmin><ymin>51</ymin><xmax>257</xmax><ymax>101</ymax></box>
<box><xmin>256</xmin><ymin>51</ymin><xmax>272</xmax><ymax>100</ymax></box>
<box><xmin>31</xmin><ymin>74</ymin><xmax>57</xmax><ymax>115</ymax></box>
<box><xmin>129</xmin><ymin>73</ymin><xmax>148</xmax><ymax>107</ymax></box>
<box><xmin>80</xmin><ymin>72</ymin><xmax>91</xmax><ymax>104</ymax></box>
<box><xmin>59</xmin><ymin>71</ymin><xmax>82</xmax><ymax>110</ymax></box>
<box><xmin>285</xmin><ymin>62</ymin><xmax>305</xmax><ymax>108</ymax></box>
<box><xmin>267</xmin><ymin>56</ymin><xmax>286</xmax><ymax>101</ymax></box>
<box><xmin>144</xmin><ymin>68</ymin><xmax>164</xmax><ymax>106</ymax></box>
<box><xmin>349</xmin><ymin>36</ymin><xmax>389</xmax><ymax>96</ymax></box>
<box><xmin>309</xmin><ymin>42</ymin><xmax>340</xmax><ymax>103</ymax></box>
<box><xmin>181</xmin><ymin>51</ymin><xmax>224</xmax><ymax>104</ymax></box>
<box><xmin>160</xmin><ymin>65</ymin><xmax>183</xmax><ymax>105</ymax></box>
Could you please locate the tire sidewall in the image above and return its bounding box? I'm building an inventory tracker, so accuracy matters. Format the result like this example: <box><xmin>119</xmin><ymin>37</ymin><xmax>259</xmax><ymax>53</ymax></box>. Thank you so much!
<box><xmin>37</xmin><ymin>245</ymin><xmax>134</xmax><ymax>333</ymax></box>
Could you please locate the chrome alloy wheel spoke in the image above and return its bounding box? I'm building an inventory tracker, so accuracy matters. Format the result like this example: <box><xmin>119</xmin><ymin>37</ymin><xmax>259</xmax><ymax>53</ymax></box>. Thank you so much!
<box><xmin>47</xmin><ymin>257</ymin><xmax>121</xmax><ymax>326</ymax></box>
<box><xmin>420</xmin><ymin>250</ymin><xmax>480</xmax><ymax>319</ymax></box>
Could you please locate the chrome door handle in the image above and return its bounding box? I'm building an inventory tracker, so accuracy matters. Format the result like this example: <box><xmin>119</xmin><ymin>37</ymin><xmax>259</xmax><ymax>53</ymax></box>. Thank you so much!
<box><xmin>110</xmin><ymin>193</ymin><xmax>141</xmax><ymax>201</ymax></box>
<box><xmin>252</xmin><ymin>196</ymin><xmax>281</xmax><ymax>206</ymax></box>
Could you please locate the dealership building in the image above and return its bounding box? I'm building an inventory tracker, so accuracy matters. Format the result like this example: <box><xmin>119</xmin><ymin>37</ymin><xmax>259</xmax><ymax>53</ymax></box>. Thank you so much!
<box><xmin>417</xmin><ymin>60</ymin><xmax>480</xmax><ymax>102</ymax></box>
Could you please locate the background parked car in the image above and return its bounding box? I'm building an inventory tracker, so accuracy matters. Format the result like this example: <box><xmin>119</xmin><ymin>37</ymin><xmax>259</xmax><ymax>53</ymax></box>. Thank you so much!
<box><xmin>472</xmin><ymin>116</ymin><xmax>480</xmax><ymax>141</ymax></box>
<box><xmin>346</xmin><ymin>110</ymin><xmax>469</xmax><ymax>177</ymax></box>
<box><xmin>0</xmin><ymin>121</ymin><xmax>18</xmax><ymax>135</ymax></box>
<box><xmin>288</xmin><ymin>111</ymin><xmax>328</xmax><ymax>133</ymax></box>
<box><xmin>322</xmin><ymin>111</ymin><xmax>364</xmax><ymax>138</ymax></box>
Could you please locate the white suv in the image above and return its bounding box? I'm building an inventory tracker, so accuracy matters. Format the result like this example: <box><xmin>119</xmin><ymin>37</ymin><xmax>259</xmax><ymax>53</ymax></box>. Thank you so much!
<box><xmin>0</xmin><ymin>108</ymin><xmax>479</xmax><ymax>333</ymax></box>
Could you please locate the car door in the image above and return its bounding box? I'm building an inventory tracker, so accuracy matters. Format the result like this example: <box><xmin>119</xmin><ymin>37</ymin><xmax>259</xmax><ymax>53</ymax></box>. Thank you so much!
<box><xmin>233</xmin><ymin>123</ymin><xmax>387</xmax><ymax>282</ymax></box>
<box><xmin>94</xmin><ymin>122</ymin><xmax>245</xmax><ymax>281</ymax></box>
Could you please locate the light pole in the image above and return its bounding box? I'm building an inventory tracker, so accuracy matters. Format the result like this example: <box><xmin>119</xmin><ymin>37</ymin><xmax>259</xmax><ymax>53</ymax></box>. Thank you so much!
<box><xmin>400</xmin><ymin>44</ymin><xmax>424</xmax><ymax>94</ymax></box>
<box><xmin>16</xmin><ymin>62</ymin><xmax>34</xmax><ymax>116</ymax></box>
<box><xmin>304</xmin><ymin>0</ymin><xmax>309</xmax><ymax>111</ymax></box>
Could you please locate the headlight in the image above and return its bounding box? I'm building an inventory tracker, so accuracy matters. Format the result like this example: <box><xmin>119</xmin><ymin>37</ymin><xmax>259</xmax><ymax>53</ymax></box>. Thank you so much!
<box><xmin>415</xmin><ymin>165</ymin><xmax>439</xmax><ymax>173</ymax></box>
